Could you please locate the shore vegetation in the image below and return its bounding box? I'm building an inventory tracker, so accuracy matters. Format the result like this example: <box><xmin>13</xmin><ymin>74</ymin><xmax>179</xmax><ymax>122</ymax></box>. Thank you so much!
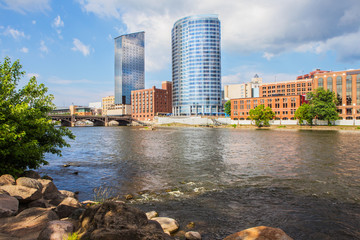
<box><xmin>0</xmin><ymin>57</ymin><xmax>75</xmax><ymax>177</ymax></box>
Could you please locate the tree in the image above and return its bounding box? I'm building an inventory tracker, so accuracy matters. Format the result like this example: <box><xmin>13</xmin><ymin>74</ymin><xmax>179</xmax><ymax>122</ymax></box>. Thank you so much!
<box><xmin>0</xmin><ymin>57</ymin><xmax>75</xmax><ymax>177</ymax></box>
<box><xmin>249</xmin><ymin>104</ymin><xmax>275</xmax><ymax>128</ymax></box>
<box><xmin>224</xmin><ymin>100</ymin><xmax>231</xmax><ymax>116</ymax></box>
<box><xmin>295</xmin><ymin>103</ymin><xmax>314</xmax><ymax>125</ymax></box>
<box><xmin>307</xmin><ymin>88</ymin><xmax>338</xmax><ymax>125</ymax></box>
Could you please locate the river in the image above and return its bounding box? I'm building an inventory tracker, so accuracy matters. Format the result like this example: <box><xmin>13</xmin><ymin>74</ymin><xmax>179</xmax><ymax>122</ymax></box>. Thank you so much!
<box><xmin>40</xmin><ymin>126</ymin><xmax>360</xmax><ymax>240</ymax></box>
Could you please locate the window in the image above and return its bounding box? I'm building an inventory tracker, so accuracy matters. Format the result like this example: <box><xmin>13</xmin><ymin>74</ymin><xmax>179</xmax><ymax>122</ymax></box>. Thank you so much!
<box><xmin>357</xmin><ymin>74</ymin><xmax>360</xmax><ymax>105</ymax></box>
<box><xmin>346</xmin><ymin>75</ymin><xmax>352</xmax><ymax>105</ymax></box>
<box><xmin>327</xmin><ymin>77</ymin><xmax>333</xmax><ymax>91</ymax></box>
<box><xmin>346</xmin><ymin>108</ymin><xmax>352</xmax><ymax>115</ymax></box>
<box><xmin>337</xmin><ymin>76</ymin><xmax>342</xmax><ymax>106</ymax></box>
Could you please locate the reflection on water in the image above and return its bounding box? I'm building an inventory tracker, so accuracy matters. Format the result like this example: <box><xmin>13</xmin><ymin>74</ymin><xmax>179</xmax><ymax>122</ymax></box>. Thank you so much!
<box><xmin>41</xmin><ymin>127</ymin><xmax>360</xmax><ymax>240</ymax></box>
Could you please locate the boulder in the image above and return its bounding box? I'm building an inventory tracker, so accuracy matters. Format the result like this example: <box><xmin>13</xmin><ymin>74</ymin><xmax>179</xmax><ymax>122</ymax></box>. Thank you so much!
<box><xmin>223</xmin><ymin>226</ymin><xmax>293</xmax><ymax>240</ymax></box>
<box><xmin>16</xmin><ymin>177</ymin><xmax>43</xmax><ymax>191</ymax></box>
<box><xmin>0</xmin><ymin>174</ymin><xmax>15</xmax><ymax>186</ymax></box>
<box><xmin>28</xmin><ymin>198</ymin><xmax>51</xmax><ymax>209</ymax></box>
<box><xmin>0</xmin><ymin>207</ymin><xmax>59</xmax><ymax>240</ymax></box>
<box><xmin>152</xmin><ymin>217</ymin><xmax>179</xmax><ymax>234</ymax></box>
<box><xmin>146</xmin><ymin>210</ymin><xmax>159</xmax><ymax>219</ymax></box>
<box><xmin>55</xmin><ymin>197</ymin><xmax>82</xmax><ymax>219</ymax></box>
<box><xmin>59</xmin><ymin>190</ymin><xmax>78</xmax><ymax>200</ymax></box>
<box><xmin>20</xmin><ymin>170</ymin><xmax>41</xmax><ymax>179</ymax></box>
<box><xmin>78</xmin><ymin>201</ymin><xmax>172</xmax><ymax>240</ymax></box>
<box><xmin>0</xmin><ymin>185</ymin><xmax>42</xmax><ymax>203</ymax></box>
<box><xmin>185</xmin><ymin>231</ymin><xmax>202</xmax><ymax>240</ymax></box>
<box><xmin>0</xmin><ymin>194</ymin><xmax>19</xmax><ymax>217</ymax></box>
<box><xmin>37</xmin><ymin>220</ymin><xmax>74</xmax><ymax>240</ymax></box>
<box><xmin>38</xmin><ymin>179</ymin><xmax>63</xmax><ymax>205</ymax></box>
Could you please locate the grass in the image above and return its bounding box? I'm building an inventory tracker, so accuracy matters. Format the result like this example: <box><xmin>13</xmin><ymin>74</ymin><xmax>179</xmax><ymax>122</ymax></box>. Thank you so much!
<box><xmin>277</xmin><ymin>125</ymin><xmax>286</xmax><ymax>128</ymax></box>
<box><xmin>93</xmin><ymin>186</ymin><xmax>113</xmax><ymax>203</ymax></box>
<box><xmin>66</xmin><ymin>232</ymin><xmax>80</xmax><ymax>240</ymax></box>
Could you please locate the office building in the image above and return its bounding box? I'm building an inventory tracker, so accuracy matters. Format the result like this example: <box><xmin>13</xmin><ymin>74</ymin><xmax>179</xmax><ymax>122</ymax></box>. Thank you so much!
<box><xmin>131</xmin><ymin>81</ymin><xmax>172</xmax><ymax>121</ymax></box>
<box><xmin>224</xmin><ymin>74</ymin><xmax>262</xmax><ymax>100</ymax></box>
<box><xmin>313</xmin><ymin>69</ymin><xmax>360</xmax><ymax>120</ymax></box>
<box><xmin>172</xmin><ymin>15</ymin><xmax>221</xmax><ymax>115</ymax></box>
<box><xmin>114</xmin><ymin>32</ymin><xmax>145</xmax><ymax>105</ymax></box>
<box><xmin>230</xmin><ymin>68</ymin><xmax>360</xmax><ymax>121</ymax></box>
<box><xmin>102</xmin><ymin>96</ymin><xmax>115</xmax><ymax>115</ymax></box>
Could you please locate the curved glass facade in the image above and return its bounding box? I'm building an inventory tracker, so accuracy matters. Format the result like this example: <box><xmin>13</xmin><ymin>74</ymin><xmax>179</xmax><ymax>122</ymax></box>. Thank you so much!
<box><xmin>172</xmin><ymin>15</ymin><xmax>221</xmax><ymax>115</ymax></box>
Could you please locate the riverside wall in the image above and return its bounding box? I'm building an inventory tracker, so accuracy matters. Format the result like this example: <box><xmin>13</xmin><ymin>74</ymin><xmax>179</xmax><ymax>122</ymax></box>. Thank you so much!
<box><xmin>155</xmin><ymin>117</ymin><xmax>360</xmax><ymax>126</ymax></box>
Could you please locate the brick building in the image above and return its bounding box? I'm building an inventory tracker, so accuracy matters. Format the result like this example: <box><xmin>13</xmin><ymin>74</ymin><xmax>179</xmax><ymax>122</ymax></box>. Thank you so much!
<box><xmin>313</xmin><ymin>69</ymin><xmax>360</xmax><ymax>120</ymax></box>
<box><xmin>259</xmin><ymin>79</ymin><xmax>313</xmax><ymax>97</ymax></box>
<box><xmin>230</xmin><ymin>68</ymin><xmax>360</xmax><ymax>121</ymax></box>
<box><xmin>231</xmin><ymin>95</ymin><xmax>305</xmax><ymax>120</ymax></box>
<box><xmin>131</xmin><ymin>81</ymin><xmax>172</xmax><ymax>121</ymax></box>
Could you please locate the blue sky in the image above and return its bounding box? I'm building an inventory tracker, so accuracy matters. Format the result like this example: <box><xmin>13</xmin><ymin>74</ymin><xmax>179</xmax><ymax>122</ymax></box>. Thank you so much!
<box><xmin>1</xmin><ymin>0</ymin><xmax>360</xmax><ymax>106</ymax></box>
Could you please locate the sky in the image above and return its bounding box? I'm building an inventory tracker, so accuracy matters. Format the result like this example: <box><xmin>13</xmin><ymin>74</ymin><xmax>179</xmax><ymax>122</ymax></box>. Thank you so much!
<box><xmin>1</xmin><ymin>0</ymin><xmax>360</xmax><ymax>106</ymax></box>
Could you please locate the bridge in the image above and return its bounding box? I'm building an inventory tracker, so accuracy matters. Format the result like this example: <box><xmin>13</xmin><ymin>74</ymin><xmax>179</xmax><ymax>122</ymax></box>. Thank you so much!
<box><xmin>50</xmin><ymin>115</ymin><xmax>133</xmax><ymax>127</ymax></box>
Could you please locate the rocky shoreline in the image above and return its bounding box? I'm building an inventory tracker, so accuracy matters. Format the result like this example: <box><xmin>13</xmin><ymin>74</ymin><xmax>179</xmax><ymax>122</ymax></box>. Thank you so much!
<box><xmin>0</xmin><ymin>171</ymin><xmax>293</xmax><ymax>240</ymax></box>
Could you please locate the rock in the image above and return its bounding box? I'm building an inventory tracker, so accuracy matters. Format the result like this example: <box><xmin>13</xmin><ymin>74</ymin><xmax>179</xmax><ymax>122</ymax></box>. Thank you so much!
<box><xmin>186</xmin><ymin>221</ymin><xmax>195</xmax><ymax>229</ymax></box>
<box><xmin>20</xmin><ymin>170</ymin><xmax>41</xmax><ymax>179</ymax></box>
<box><xmin>28</xmin><ymin>198</ymin><xmax>51</xmax><ymax>209</ymax></box>
<box><xmin>37</xmin><ymin>220</ymin><xmax>74</xmax><ymax>240</ymax></box>
<box><xmin>0</xmin><ymin>233</ymin><xmax>20</xmax><ymax>240</ymax></box>
<box><xmin>0</xmin><ymin>207</ymin><xmax>59</xmax><ymax>240</ymax></box>
<box><xmin>0</xmin><ymin>194</ymin><xmax>19</xmax><ymax>217</ymax></box>
<box><xmin>78</xmin><ymin>201</ymin><xmax>171</xmax><ymax>240</ymax></box>
<box><xmin>223</xmin><ymin>226</ymin><xmax>293</xmax><ymax>240</ymax></box>
<box><xmin>152</xmin><ymin>217</ymin><xmax>179</xmax><ymax>234</ymax></box>
<box><xmin>146</xmin><ymin>210</ymin><xmax>159</xmax><ymax>219</ymax></box>
<box><xmin>55</xmin><ymin>197</ymin><xmax>82</xmax><ymax>219</ymax></box>
<box><xmin>38</xmin><ymin>179</ymin><xmax>63</xmax><ymax>205</ymax></box>
<box><xmin>0</xmin><ymin>185</ymin><xmax>42</xmax><ymax>203</ymax></box>
<box><xmin>0</xmin><ymin>174</ymin><xmax>15</xmax><ymax>186</ymax></box>
<box><xmin>185</xmin><ymin>231</ymin><xmax>202</xmax><ymax>240</ymax></box>
<box><xmin>81</xmin><ymin>200</ymin><xmax>97</xmax><ymax>207</ymax></box>
<box><xmin>41</xmin><ymin>175</ymin><xmax>53</xmax><ymax>181</ymax></box>
<box><xmin>16</xmin><ymin>177</ymin><xmax>43</xmax><ymax>191</ymax></box>
<box><xmin>69</xmin><ymin>208</ymin><xmax>85</xmax><ymax>220</ymax></box>
<box><xmin>59</xmin><ymin>190</ymin><xmax>78</xmax><ymax>200</ymax></box>
<box><xmin>124</xmin><ymin>194</ymin><xmax>133</xmax><ymax>200</ymax></box>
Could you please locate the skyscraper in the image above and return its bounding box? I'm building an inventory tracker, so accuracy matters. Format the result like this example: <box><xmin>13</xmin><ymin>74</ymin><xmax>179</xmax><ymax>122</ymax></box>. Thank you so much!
<box><xmin>114</xmin><ymin>32</ymin><xmax>145</xmax><ymax>105</ymax></box>
<box><xmin>172</xmin><ymin>15</ymin><xmax>221</xmax><ymax>115</ymax></box>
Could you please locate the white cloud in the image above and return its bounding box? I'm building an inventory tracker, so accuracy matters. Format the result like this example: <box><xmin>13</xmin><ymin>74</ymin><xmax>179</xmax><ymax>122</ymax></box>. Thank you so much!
<box><xmin>40</xmin><ymin>40</ymin><xmax>48</xmax><ymax>53</ymax></box>
<box><xmin>27</xmin><ymin>73</ymin><xmax>40</xmax><ymax>79</ymax></box>
<box><xmin>52</xmin><ymin>15</ymin><xmax>64</xmax><ymax>38</ymax></box>
<box><xmin>0</xmin><ymin>0</ymin><xmax>51</xmax><ymax>13</ymax></box>
<box><xmin>263</xmin><ymin>52</ymin><xmax>275</xmax><ymax>61</ymax></box>
<box><xmin>52</xmin><ymin>15</ymin><xmax>64</xmax><ymax>28</ymax></box>
<box><xmin>20</xmin><ymin>47</ymin><xmax>29</xmax><ymax>53</ymax></box>
<box><xmin>32</xmin><ymin>20</ymin><xmax>36</xmax><ymax>24</ymax></box>
<box><xmin>77</xmin><ymin>0</ymin><xmax>360</xmax><ymax>71</ymax></box>
<box><xmin>3</xmin><ymin>26</ymin><xmax>28</xmax><ymax>40</ymax></box>
<box><xmin>71</xmin><ymin>38</ymin><xmax>91</xmax><ymax>56</ymax></box>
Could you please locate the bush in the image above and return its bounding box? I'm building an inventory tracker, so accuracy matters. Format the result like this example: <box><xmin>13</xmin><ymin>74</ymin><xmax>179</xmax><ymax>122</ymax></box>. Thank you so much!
<box><xmin>0</xmin><ymin>57</ymin><xmax>75</xmax><ymax>177</ymax></box>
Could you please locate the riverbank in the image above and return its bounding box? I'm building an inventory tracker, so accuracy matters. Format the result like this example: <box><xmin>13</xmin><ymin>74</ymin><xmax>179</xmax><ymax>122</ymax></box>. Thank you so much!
<box><xmin>153</xmin><ymin>122</ymin><xmax>360</xmax><ymax>131</ymax></box>
<box><xmin>0</xmin><ymin>172</ymin><xmax>293</xmax><ymax>240</ymax></box>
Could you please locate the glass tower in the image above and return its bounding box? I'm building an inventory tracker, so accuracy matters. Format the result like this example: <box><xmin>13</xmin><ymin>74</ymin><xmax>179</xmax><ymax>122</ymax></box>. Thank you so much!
<box><xmin>114</xmin><ymin>32</ymin><xmax>145</xmax><ymax>105</ymax></box>
<box><xmin>172</xmin><ymin>14</ymin><xmax>221</xmax><ymax>115</ymax></box>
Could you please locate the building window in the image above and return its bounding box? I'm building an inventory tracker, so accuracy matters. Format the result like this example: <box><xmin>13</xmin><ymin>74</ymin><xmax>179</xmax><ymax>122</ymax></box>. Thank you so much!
<box><xmin>357</xmin><ymin>74</ymin><xmax>360</xmax><ymax>105</ymax></box>
<box><xmin>318</xmin><ymin>78</ymin><xmax>324</xmax><ymax>88</ymax></box>
<box><xmin>346</xmin><ymin>75</ymin><xmax>352</xmax><ymax>106</ymax></box>
<box><xmin>346</xmin><ymin>108</ymin><xmax>352</xmax><ymax>115</ymax></box>
<box><xmin>327</xmin><ymin>77</ymin><xmax>333</xmax><ymax>91</ymax></box>
<box><xmin>336</xmin><ymin>76</ymin><xmax>342</xmax><ymax>106</ymax></box>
